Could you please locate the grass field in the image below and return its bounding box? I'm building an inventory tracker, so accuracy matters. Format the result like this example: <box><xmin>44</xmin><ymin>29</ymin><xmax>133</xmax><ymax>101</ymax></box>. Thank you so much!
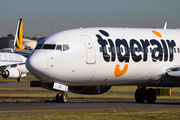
<box><xmin>0</xmin><ymin>110</ymin><xmax>180</xmax><ymax>120</ymax></box>
<box><xmin>0</xmin><ymin>76</ymin><xmax>39</xmax><ymax>82</ymax></box>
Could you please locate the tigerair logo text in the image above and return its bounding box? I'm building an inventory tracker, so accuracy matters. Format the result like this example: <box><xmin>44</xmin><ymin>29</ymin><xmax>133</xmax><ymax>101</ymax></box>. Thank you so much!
<box><xmin>96</xmin><ymin>30</ymin><xmax>176</xmax><ymax>77</ymax></box>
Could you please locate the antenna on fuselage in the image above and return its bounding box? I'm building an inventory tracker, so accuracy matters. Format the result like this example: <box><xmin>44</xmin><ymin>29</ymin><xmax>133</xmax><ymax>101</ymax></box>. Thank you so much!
<box><xmin>164</xmin><ymin>22</ymin><xmax>167</xmax><ymax>30</ymax></box>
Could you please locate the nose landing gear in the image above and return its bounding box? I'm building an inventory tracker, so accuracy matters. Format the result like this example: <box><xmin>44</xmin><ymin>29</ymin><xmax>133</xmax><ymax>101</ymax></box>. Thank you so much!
<box><xmin>56</xmin><ymin>92</ymin><xmax>68</xmax><ymax>103</ymax></box>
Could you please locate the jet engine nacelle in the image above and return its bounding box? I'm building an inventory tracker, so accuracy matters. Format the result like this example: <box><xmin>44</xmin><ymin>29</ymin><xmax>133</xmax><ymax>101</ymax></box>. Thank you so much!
<box><xmin>68</xmin><ymin>86</ymin><xmax>111</xmax><ymax>94</ymax></box>
<box><xmin>2</xmin><ymin>68</ymin><xmax>21</xmax><ymax>79</ymax></box>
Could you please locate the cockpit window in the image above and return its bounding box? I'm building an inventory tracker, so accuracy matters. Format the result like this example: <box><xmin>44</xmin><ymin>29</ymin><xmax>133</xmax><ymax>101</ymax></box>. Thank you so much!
<box><xmin>56</xmin><ymin>44</ymin><xmax>70</xmax><ymax>51</ymax></box>
<box><xmin>35</xmin><ymin>44</ymin><xmax>43</xmax><ymax>50</ymax></box>
<box><xmin>56</xmin><ymin>45</ymin><xmax>62</xmax><ymax>51</ymax></box>
<box><xmin>63</xmin><ymin>44</ymin><xmax>69</xmax><ymax>51</ymax></box>
<box><xmin>42</xmin><ymin>44</ymin><xmax>56</xmax><ymax>49</ymax></box>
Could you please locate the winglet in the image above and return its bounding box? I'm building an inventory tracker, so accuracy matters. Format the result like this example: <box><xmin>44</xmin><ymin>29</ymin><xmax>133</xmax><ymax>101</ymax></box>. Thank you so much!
<box><xmin>14</xmin><ymin>18</ymin><xmax>23</xmax><ymax>50</ymax></box>
<box><xmin>164</xmin><ymin>22</ymin><xmax>167</xmax><ymax>30</ymax></box>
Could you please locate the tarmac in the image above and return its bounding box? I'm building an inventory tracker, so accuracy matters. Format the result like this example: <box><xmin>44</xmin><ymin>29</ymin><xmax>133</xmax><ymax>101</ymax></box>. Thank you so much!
<box><xmin>0</xmin><ymin>99</ymin><xmax>180</xmax><ymax>114</ymax></box>
<box><xmin>0</xmin><ymin>81</ymin><xmax>180</xmax><ymax>114</ymax></box>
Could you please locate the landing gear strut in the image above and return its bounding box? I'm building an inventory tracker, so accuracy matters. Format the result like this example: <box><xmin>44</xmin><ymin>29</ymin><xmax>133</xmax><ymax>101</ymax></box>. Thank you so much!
<box><xmin>56</xmin><ymin>92</ymin><xmax>68</xmax><ymax>103</ymax></box>
<box><xmin>17</xmin><ymin>78</ymin><xmax>21</xmax><ymax>82</ymax></box>
<box><xmin>135</xmin><ymin>86</ymin><xmax>156</xmax><ymax>103</ymax></box>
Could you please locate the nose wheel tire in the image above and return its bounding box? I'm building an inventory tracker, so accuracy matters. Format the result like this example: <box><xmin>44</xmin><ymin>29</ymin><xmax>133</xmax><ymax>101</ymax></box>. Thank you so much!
<box><xmin>61</xmin><ymin>93</ymin><xmax>68</xmax><ymax>103</ymax></box>
<box><xmin>56</xmin><ymin>93</ymin><xmax>68</xmax><ymax>103</ymax></box>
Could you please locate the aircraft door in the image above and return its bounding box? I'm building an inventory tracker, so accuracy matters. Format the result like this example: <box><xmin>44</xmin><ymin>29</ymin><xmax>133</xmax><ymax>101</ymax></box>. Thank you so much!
<box><xmin>81</xmin><ymin>35</ymin><xmax>96</xmax><ymax>64</ymax></box>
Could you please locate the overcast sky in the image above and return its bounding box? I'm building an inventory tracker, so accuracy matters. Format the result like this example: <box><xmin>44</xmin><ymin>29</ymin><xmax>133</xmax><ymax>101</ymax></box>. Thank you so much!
<box><xmin>0</xmin><ymin>0</ymin><xmax>180</xmax><ymax>37</ymax></box>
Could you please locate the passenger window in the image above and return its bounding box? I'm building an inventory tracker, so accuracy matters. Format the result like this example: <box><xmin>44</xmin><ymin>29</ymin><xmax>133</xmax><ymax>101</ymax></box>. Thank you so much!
<box><xmin>99</xmin><ymin>47</ymin><xmax>102</xmax><ymax>52</ymax></box>
<box><xmin>125</xmin><ymin>47</ymin><xmax>127</xmax><ymax>53</ymax></box>
<box><xmin>116</xmin><ymin>47</ymin><xmax>119</xmax><ymax>53</ymax></box>
<box><xmin>174</xmin><ymin>48</ymin><xmax>176</xmax><ymax>53</ymax></box>
<box><xmin>112</xmin><ymin>47</ymin><xmax>115</xmax><ymax>53</ymax></box>
<box><xmin>42</xmin><ymin>44</ymin><xmax>56</xmax><ymax>49</ymax></box>
<box><xmin>137</xmin><ymin>48</ymin><xmax>140</xmax><ymax>52</ymax></box>
<box><xmin>177</xmin><ymin>48</ymin><xmax>180</xmax><ymax>53</ymax></box>
<box><xmin>134</xmin><ymin>48</ymin><xmax>138</xmax><ymax>52</ymax></box>
<box><xmin>154</xmin><ymin>48</ymin><xmax>156</xmax><ymax>53</ymax></box>
<box><xmin>141</xmin><ymin>48</ymin><xmax>144</xmax><ymax>52</ymax></box>
<box><xmin>104</xmin><ymin>47</ymin><xmax>107</xmax><ymax>53</ymax></box>
<box><xmin>120</xmin><ymin>47</ymin><xmax>123</xmax><ymax>52</ymax></box>
<box><xmin>162</xmin><ymin>48</ymin><xmax>164</xmax><ymax>53</ymax></box>
<box><xmin>63</xmin><ymin>44</ymin><xmax>69</xmax><ymax>51</ymax></box>
<box><xmin>146</xmin><ymin>48</ymin><xmax>148</xmax><ymax>53</ymax></box>
<box><xmin>150</xmin><ymin>48</ymin><xmax>152</xmax><ymax>53</ymax></box>
<box><xmin>170</xmin><ymin>47</ymin><xmax>173</xmax><ymax>53</ymax></box>
<box><xmin>35</xmin><ymin>44</ymin><xmax>43</xmax><ymax>50</ymax></box>
<box><xmin>133</xmin><ymin>48</ymin><xmax>135</xmax><ymax>53</ymax></box>
<box><xmin>56</xmin><ymin>45</ymin><xmax>62</xmax><ymax>51</ymax></box>
<box><xmin>108</xmin><ymin>47</ymin><xmax>111</xmax><ymax>52</ymax></box>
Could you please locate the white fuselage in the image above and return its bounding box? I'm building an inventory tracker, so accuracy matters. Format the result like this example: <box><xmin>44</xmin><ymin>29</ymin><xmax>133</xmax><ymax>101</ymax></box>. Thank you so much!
<box><xmin>26</xmin><ymin>28</ymin><xmax>180</xmax><ymax>87</ymax></box>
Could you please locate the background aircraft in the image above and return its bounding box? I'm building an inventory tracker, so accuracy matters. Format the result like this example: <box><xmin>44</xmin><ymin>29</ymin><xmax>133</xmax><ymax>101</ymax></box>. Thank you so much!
<box><xmin>26</xmin><ymin>25</ymin><xmax>180</xmax><ymax>103</ymax></box>
<box><xmin>0</xmin><ymin>19</ymin><xmax>29</xmax><ymax>82</ymax></box>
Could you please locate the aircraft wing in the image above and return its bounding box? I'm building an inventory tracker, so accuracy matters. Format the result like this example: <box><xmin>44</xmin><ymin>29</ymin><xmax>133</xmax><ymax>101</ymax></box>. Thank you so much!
<box><xmin>0</xmin><ymin>62</ymin><xmax>25</xmax><ymax>71</ymax></box>
<box><xmin>14</xmin><ymin>49</ymin><xmax>31</xmax><ymax>57</ymax></box>
<box><xmin>0</xmin><ymin>66</ymin><xmax>8</xmax><ymax>72</ymax></box>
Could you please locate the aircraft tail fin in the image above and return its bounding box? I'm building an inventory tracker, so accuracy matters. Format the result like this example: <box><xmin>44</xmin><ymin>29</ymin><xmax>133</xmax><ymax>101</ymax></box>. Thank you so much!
<box><xmin>164</xmin><ymin>22</ymin><xmax>167</xmax><ymax>30</ymax></box>
<box><xmin>14</xmin><ymin>18</ymin><xmax>23</xmax><ymax>50</ymax></box>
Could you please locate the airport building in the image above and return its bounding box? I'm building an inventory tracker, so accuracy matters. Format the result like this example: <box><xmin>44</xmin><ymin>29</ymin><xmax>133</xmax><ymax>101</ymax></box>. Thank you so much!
<box><xmin>0</xmin><ymin>37</ymin><xmax>9</xmax><ymax>49</ymax></box>
<box><xmin>9</xmin><ymin>38</ymin><xmax>37</xmax><ymax>50</ymax></box>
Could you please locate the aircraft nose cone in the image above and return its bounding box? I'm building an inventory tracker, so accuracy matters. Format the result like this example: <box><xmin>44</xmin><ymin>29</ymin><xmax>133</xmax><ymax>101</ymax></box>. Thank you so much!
<box><xmin>26</xmin><ymin>51</ymin><xmax>47</xmax><ymax>76</ymax></box>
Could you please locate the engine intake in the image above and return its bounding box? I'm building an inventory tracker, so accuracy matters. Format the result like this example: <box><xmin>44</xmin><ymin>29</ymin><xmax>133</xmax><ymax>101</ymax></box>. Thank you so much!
<box><xmin>2</xmin><ymin>68</ymin><xmax>21</xmax><ymax>79</ymax></box>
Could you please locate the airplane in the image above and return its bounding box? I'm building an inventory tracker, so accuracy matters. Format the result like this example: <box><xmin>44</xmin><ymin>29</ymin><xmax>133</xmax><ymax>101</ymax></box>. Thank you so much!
<box><xmin>26</xmin><ymin>24</ymin><xmax>180</xmax><ymax>103</ymax></box>
<box><xmin>13</xmin><ymin>18</ymin><xmax>31</xmax><ymax>57</ymax></box>
<box><xmin>0</xmin><ymin>18</ymin><xmax>28</xmax><ymax>81</ymax></box>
